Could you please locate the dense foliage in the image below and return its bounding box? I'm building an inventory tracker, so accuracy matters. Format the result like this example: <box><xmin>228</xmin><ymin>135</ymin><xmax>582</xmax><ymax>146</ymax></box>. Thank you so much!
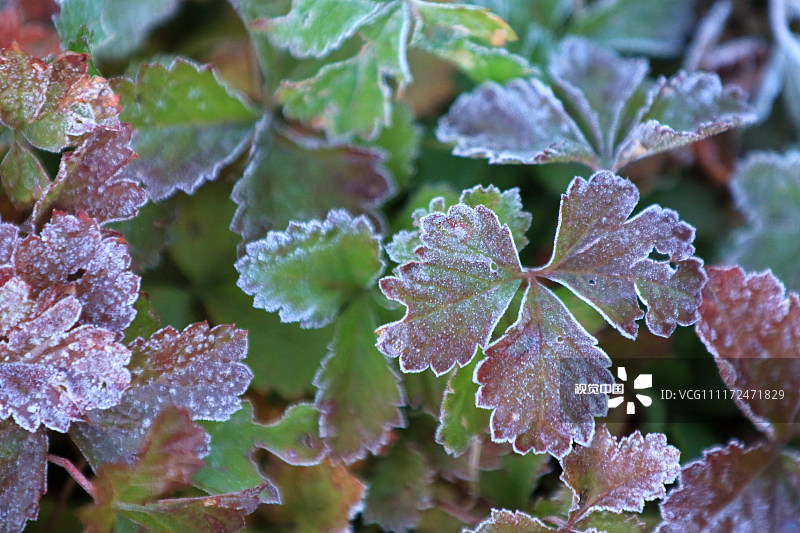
<box><xmin>0</xmin><ymin>0</ymin><xmax>799</xmax><ymax>531</ymax></box>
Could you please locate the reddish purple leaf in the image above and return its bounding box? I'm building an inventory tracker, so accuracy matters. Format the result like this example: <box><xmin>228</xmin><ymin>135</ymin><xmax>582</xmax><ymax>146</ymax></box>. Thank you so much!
<box><xmin>0</xmin><ymin>421</ymin><xmax>47</xmax><ymax>532</ymax></box>
<box><xmin>12</xmin><ymin>211</ymin><xmax>140</xmax><ymax>332</ymax></box>
<box><xmin>377</xmin><ymin>204</ymin><xmax>524</xmax><ymax>375</ymax></box>
<box><xmin>476</xmin><ymin>282</ymin><xmax>612</xmax><ymax>458</ymax></box>
<box><xmin>696</xmin><ymin>266</ymin><xmax>800</xmax><ymax>439</ymax></box>
<box><xmin>0</xmin><ymin>43</ymin><xmax>121</xmax><ymax>152</ymax></box>
<box><xmin>32</xmin><ymin>125</ymin><xmax>146</xmax><ymax>226</ymax></box>
<box><xmin>560</xmin><ymin>425</ymin><xmax>680</xmax><ymax>514</ymax></box>
<box><xmin>541</xmin><ymin>172</ymin><xmax>706</xmax><ymax>339</ymax></box>
<box><xmin>0</xmin><ymin>277</ymin><xmax>131</xmax><ymax>432</ymax></box>
<box><xmin>467</xmin><ymin>509</ymin><xmax>553</xmax><ymax>532</ymax></box>
<box><xmin>658</xmin><ymin>441</ymin><xmax>800</xmax><ymax>533</ymax></box>
<box><xmin>72</xmin><ymin>322</ymin><xmax>252</xmax><ymax>466</ymax></box>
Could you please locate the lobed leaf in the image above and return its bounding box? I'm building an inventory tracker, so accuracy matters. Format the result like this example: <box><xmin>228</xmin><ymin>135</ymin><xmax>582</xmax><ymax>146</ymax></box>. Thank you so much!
<box><xmin>437</xmin><ymin>37</ymin><xmax>755</xmax><ymax>171</ymax></box>
<box><xmin>695</xmin><ymin>266</ymin><xmax>800</xmax><ymax>440</ymax></box>
<box><xmin>32</xmin><ymin>125</ymin><xmax>145</xmax><ymax>226</ymax></box>
<box><xmin>0</xmin><ymin>421</ymin><xmax>47</xmax><ymax>532</ymax></box>
<box><xmin>724</xmin><ymin>151</ymin><xmax>800</xmax><ymax>291</ymax></box>
<box><xmin>112</xmin><ymin>59</ymin><xmax>259</xmax><ymax>201</ymax></box>
<box><xmin>657</xmin><ymin>441</ymin><xmax>800</xmax><ymax>533</ymax></box>
<box><xmin>0</xmin><ymin>43</ymin><xmax>120</xmax><ymax>152</ymax></box>
<box><xmin>236</xmin><ymin>209</ymin><xmax>385</xmax><ymax>328</ymax></box>
<box><xmin>541</xmin><ymin>171</ymin><xmax>706</xmax><ymax>339</ymax></box>
<box><xmin>0</xmin><ymin>138</ymin><xmax>49</xmax><ymax>209</ymax></box>
<box><xmin>12</xmin><ymin>211</ymin><xmax>140</xmax><ymax>331</ymax></box>
<box><xmin>231</xmin><ymin>118</ymin><xmax>394</xmax><ymax>244</ymax></box>
<box><xmin>560</xmin><ymin>425</ymin><xmax>680</xmax><ymax>514</ymax></box>
<box><xmin>314</xmin><ymin>296</ymin><xmax>405</xmax><ymax>464</ymax></box>
<box><xmin>194</xmin><ymin>400</ymin><xmax>323</xmax><ymax>501</ymax></box>
<box><xmin>476</xmin><ymin>282</ymin><xmax>612</xmax><ymax>458</ymax></box>
<box><xmin>362</xmin><ymin>442</ymin><xmax>434</xmax><ymax>533</ymax></box>
<box><xmin>72</xmin><ymin>322</ymin><xmax>252</xmax><ymax>467</ymax></box>
<box><xmin>377</xmin><ymin>203</ymin><xmax>524</xmax><ymax>375</ymax></box>
<box><xmin>0</xmin><ymin>277</ymin><xmax>131</xmax><ymax>432</ymax></box>
<box><xmin>261</xmin><ymin>0</ymin><xmax>383</xmax><ymax>58</ymax></box>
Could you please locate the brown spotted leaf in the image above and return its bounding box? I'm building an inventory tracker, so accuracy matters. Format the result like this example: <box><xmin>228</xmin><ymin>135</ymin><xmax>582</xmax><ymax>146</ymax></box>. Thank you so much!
<box><xmin>377</xmin><ymin>204</ymin><xmax>524</xmax><ymax>375</ymax></box>
<box><xmin>475</xmin><ymin>282</ymin><xmax>612</xmax><ymax>458</ymax></box>
<box><xmin>695</xmin><ymin>266</ymin><xmax>800</xmax><ymax>440</ymax></box>
<box><xmin>12</xmin><ymin>211</ymin><xmax>140</xmax><ymax>332</ymax></box>
<box><xmin>0</xmin><ymin>277</ymin><xmax>131</xmax><ymax>432</ymax></box>
<box><xmin>540</xmin><ymin>171</ymin><xmax>706</xmax><ymax>339</ymax></box>
<box><xmin>71</xmin><ymin>322</ymin><xmax>252</xmax><ymax>467</ymax></box>
<box><xmin>560</xmin><ymin>425</ymin><xmax>680</xmax><ymax>514</ymax></box>
<box><xmin>658</xmin><ymin>441</ymin><xmax>800</xmax><ymax>533</ymax></box>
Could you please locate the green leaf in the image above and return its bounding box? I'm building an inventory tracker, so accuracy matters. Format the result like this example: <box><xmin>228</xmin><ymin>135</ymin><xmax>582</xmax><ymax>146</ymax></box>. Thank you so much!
<box><xmin>261</xmin><ymin>0</ymin><xmax>382</xmax><ymax>58</ymax></box>
<box><xmin>468</xmin><ymin>509</ymin><xmax>554</xmax><ymax>533</ymax></box>
<box><xmin>112</xmin><ymin>59</ymin><xmax>259</xmax><ymax>200</ymax></box>
<box><xmin>194</xmin><ymin>400</ymin><xmax>321</xmax><ymax>500</ymax></box>
<box><xmin>231</xmin><ymin>118</ymin><xmax>393</xmax><ymax>244</ymax></box>
<box><xmin>570</xmin><ymin>0</ymin><xmax>696</xmax><ymax>57</ymax></box>
<box><xmin>362</xmin><ymin>442</ymin><xmax>433</xmax><ymax>533</ymax></box>
<box><xmin>279</xmin><ymin>51</ymin><xmax>391</xmax><ymax>141</ymax></box>
<box><xmin>123</xmin><ymin>292</ymin><xmax>160</xmax><ymax>344</ymax></box>
<box><xmin>370</xmin><ymin>103</ymin><xmax>422</xmax><ymax>187</ymax></box>
<box><xmin>724</xmin><ymin>151</ymin><xmax>800</xmax><ymax>292</ymax></box>
<box><xmin>264</xmin><ymin>461</ymin><xmax>366</xmax><ymax>533</ymax></box>
<box><xmin>479</xmin><ymin>452</ymin><xmax>552</xmax><ymax>511</ymax></box>
<box><xmin>203</xmin><ymin>283</ymin><xmax>330</xmax><ymax>399</ymax></box>
<box><xmin>314</xmin><ymin>295</ymin><xmax>405</xmax><ymax>463</ymax></box>
<box><xmin>0</xmin><ymin>138</ymin><xmax>49</xmax><ymax>209</ymax></box>
<box><xmin>55</xmin><ymin>0</ymin><xmax>181</xmax><ymax>60</ymax></box>
<box><xmin>435</xmin><ymin>356</ymin><xmax>488</xmax><ymax>456</ymax></box>
<box><xmin>236</xmin><ymin>209</ymin><xmax>385</xmax><ymax>328</ymax></box>
<box><xmin>0</xmin><ymin>421</ymin><xmax>47</xmax><ymax>532</ymax></box>
<box><xmin>575</xmin><ymin>511</ymin><xmax>646</xmax><ymax>533</ymax></box>
<box><xmin>378</xmin><ymin>203</ymin><xmax>523</xmax><ymax>375</ymax></box>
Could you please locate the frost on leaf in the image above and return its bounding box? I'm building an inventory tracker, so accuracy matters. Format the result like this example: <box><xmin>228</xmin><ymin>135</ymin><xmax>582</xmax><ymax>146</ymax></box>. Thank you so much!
<box><xmin>236</xmin><ymin>209</ymin><xmax>384</xmax><ymax>328</ymax></box>
<box><xmin>12</xmin><ymin>211</ymin><xmax>139</xmax><ymax>332</ymax></box>
<box><xmin>695</xmin><ymin>266</ymin><xmax>800</xmax><ymax>439</ymax></box>
<box><xmin>111</xmin><ymin>59</ymin><xmax>259</xmax><ymax>201</ymax></box>
<box><xmin>437</xmin><ymin>37</ymin><xmax>755</xmax><ymax>171</ymax></box>
<box><xmin>377</xmin><ymin>204</ymin><xmax>523</xmax><ymax>375</ymax></box>
<box><xmin>80</xmin><ymin>407</ymin><xmax>268</xmax><ymax>532</ymax></box>
<box><xmin>468</xmin><ymin>509</ymin><xmax>553</xmax><ymax>533</ymax></box>
<box><xmin>476</xmin><ymin>282</ymin><xmax>612</xmax><ymax>458</ymax></box>
<box><xmin>0</xmin><ymin>420</ymin><xmax>47</xmax><ymax>532</ymax></box>
<box><xmin>386</xmin><ymin>185</ymin><xmax>532</xmax><ymax>265</ymax></box>
<box><xmin>560</xmin><ymin>425</ymin><xmax>680</xmax><ymax>514</ymax></box>
<box><xmin>231</xmin><ymin>119</ymin><xmax>394</xmax><ymax>244</ymax></box>
<box><xmin>0</xmin><ymin>277</ymin><xmax>131</xmax><ymax>432</ymax></box>
<box><xmin>313</xmin><ymin>296</ymin><xmax>405</xmax><ymax>464</ymax></box>
<box><xmin>724</xmin><ymin>151</ymin><xmax>800</xmax><ymax>292</ymax></box>
<box><xmin>658</xmin><ymin>441</ymin><xmax>800</xmax><ymax>533</ymax></box>
<box><xmin>71</xmin><ymin>322</ymin><xmax>252</xmax><ymax>467</ymax></box>
<box><xmin>0</xmin><ymin>43</ymin><xmax>120</xmax><ymax>152</ymax></box>
<box><xmin>32</xmin><ymin>125</ymin><xmax>146</xmax><ymax>226</ymax></box>
<box><xmin>541</xmin><ymin>172</ymin><xmax>706</xmax><ymax>339</ymax></box>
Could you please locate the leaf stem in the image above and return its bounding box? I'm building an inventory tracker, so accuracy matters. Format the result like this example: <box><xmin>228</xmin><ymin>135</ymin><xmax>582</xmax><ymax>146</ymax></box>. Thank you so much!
<box><xmin>47</xmin><ymin>454</ymin><xmax>97</xmax><ymax>502</ymax></box>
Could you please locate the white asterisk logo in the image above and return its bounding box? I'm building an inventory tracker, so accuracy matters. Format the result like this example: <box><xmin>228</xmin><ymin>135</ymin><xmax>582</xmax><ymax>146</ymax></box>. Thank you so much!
<box><xmin>608</xmin><ymin>366</ymin><xmax>652</xmax><ymax>414</ymax></box>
